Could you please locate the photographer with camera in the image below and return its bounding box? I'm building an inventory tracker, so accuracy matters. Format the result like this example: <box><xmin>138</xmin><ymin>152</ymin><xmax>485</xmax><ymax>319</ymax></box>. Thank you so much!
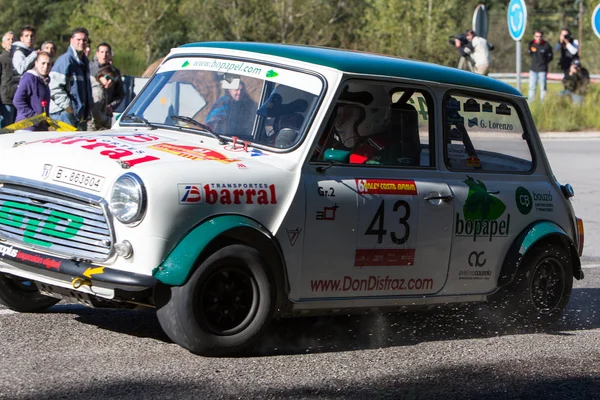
<box><xmin>559</xmin><ymin>59</ymin><xmax>589</xmax><ymax>105</ymax></box>
<box><xmin>555</xmin><ymin>28</ymin><xmax>579</xmax><ymax>78</ymax></box>
<box><xmin>453</xmin><ymin>29</ymin><xmax>490</xmax><ymax>75</ymax></box>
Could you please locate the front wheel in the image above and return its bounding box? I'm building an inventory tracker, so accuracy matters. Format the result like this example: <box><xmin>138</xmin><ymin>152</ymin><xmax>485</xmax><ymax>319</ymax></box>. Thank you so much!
<box><xmin>155</xmin><ymin>244</ymin><xmax>274</xmax><ymax>356</ymax></box>
<box><xmin>0</xmin><ymin>273</ymin><xmax>60</xmax><ymax>312</ymax></box>
<box><xmin>494</xmin><ymin>243</ymin><xmax>573</xmax><ymax>324</ymax></box>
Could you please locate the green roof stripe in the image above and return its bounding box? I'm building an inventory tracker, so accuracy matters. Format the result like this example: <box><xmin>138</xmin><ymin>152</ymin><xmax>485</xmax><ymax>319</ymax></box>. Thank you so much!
<box><xmin>180</xmin><ymin>42</ymin><xmax>522</xmax><ymax>96</ymax></box>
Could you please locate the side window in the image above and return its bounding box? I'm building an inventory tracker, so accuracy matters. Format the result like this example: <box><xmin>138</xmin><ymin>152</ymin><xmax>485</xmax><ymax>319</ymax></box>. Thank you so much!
<box><xmin>443</xmin><ymin>93</ymin><xmax>533</xmax><ymax>172</ymax></box>
<box><xmin>311</xmin><ymin>81</ymin><xmax>434</xmax><ymax>167</ymax></box>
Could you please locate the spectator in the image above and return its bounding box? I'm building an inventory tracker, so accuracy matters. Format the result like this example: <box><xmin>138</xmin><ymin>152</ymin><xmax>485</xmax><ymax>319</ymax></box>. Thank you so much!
<box><xmin>12</xmin><ymin>25</ymin><xmax>37</xmax><ymax>78</ymax></box>
<box><xmin>555</xmin><ymin>28</ymin><xmax>579</xmax><ymax>78</ymax></box>
<box><xmin>527</xmin><ymin>30</ymin><xmax>553</xmax><ymax>102</ymax></box>
<box><xmin>41</xmin><ymin>41</ymin><xmax>57</xmax><ymax>60</ymax></box>
<box><xmin>88</xmin><ymin>65</ymin><xmax>118</xmax><ymax>131</ymax></box>
<box><xmin>559</xmin><ymin>59</ymin><xmax>589</xmax><ymax>105</ymax></box>
<box><xmin>0</xmin><ymin>32</ymin><xmax>18</xmax><ymax>127</ymax></box>
<box><xmin>49</xmin><ymin>27</ymin><xmax>93</xmax><ymax>130</ymax></box>
<box><xmin>13</xmin><ymin>51</ymin><xmax>52</xmax><ymax>131</ymax></box>
<box><xmin>2</xmin><ymin>31</ymin><xmax>14</xmax><ymax>52</ymax></box>
<box><xmin>455</xmin><ymin>29</ymin><xmax>490</xmax><ymax>75</ymax></box>
<box><xmin>90</xmin><ymin>42</ymin><xmax>124</xmax><ymax>113</ymax></box>
<box><xmin>206</xmin><ymin>79</ymin><xmax>257</xmax><ymax>137</ymax></box>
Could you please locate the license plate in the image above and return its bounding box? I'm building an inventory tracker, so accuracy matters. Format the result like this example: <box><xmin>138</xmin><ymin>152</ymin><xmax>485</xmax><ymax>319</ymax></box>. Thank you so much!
<box><xmin>52</xmin><ymin>167</ymin><xmax>105</xmax><ymax>192</ymax></box>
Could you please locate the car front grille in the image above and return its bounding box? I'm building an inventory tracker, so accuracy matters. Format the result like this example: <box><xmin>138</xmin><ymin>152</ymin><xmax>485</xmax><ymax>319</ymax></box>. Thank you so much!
<box><xmin>0</xmin><ymin>180</ymin><xmax>113</xmax><ymax>262</ymax></box>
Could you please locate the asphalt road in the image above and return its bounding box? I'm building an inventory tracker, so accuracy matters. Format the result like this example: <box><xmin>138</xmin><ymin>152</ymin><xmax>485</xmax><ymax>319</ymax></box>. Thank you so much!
<box><xmin>1</xmin><ymin>267</ymin><xmax>599</xmax><ymax>400</ymax></box>
<box><xmin>0</xmin><ymin>137</ymin><xmax>599</xmax><ymax>400</ymax></box>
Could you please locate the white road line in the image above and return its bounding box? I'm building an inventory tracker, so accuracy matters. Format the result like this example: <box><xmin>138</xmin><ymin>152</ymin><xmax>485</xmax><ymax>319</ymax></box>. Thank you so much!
<box><xmin>0</xmin><ymin>309</ymin><xmax>17</xmax><ymax>315</ymax></box>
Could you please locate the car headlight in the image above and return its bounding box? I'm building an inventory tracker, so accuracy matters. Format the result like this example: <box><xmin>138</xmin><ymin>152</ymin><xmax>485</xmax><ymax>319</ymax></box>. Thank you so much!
<box><xmin>109</xmin><ymin>173</ymin><xmax>146</xmax><ymax>225</ymax></box>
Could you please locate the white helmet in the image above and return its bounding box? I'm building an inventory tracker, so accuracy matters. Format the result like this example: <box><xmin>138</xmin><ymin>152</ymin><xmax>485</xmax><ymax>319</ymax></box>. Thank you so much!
<box><xmin>334</xmin><ymin>83</ymin><xmax>390</xmax><ymax>148</ymax></box>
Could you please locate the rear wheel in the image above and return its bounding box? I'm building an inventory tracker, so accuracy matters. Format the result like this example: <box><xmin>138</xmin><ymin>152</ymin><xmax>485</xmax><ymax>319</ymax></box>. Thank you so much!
<box><xmin>494</xmin><ymin>243</ymin><xmax>573</xmax><ymax>324</ymax></box>
<box><xmin>0</xmin><ymin>273</ymin><xmax>60</xmax><ymax>312</ymax></box>
<box><xmin>155</xmin><ymin>244</ymin><xmax>274</xmax><ymax>356</ymax></box>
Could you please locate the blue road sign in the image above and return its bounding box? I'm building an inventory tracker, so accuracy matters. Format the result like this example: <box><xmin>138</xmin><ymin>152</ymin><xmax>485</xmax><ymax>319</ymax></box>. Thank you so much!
<box><xmin>507</xmin><ymin>0</ymin><xmax>527</xmax><ymax>41</ymax></box>
<box><xmin>593</xmin><ymin>4</ymin><xmax>600</xmax><ymax>39</ymax></box>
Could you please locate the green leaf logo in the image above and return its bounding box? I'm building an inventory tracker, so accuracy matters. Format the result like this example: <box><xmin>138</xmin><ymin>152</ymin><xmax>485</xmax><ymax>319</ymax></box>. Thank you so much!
<box><xmin>266</xmin><ymin>70</ymin><xmax>279</xmax><ymax>78</ymax></box>
<box><xmin>462</xmin><ymin>176</ymin><xmax>506</xmax><ymax>220</ymax></box>
<box><xmin>181</xmin><ymin>60</ymin><xmax>190</xmax><ymax>68</ymax></box>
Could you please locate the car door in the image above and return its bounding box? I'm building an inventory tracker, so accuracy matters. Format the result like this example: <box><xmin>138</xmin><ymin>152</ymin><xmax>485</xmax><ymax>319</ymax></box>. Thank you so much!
<box><xmin>297</xmin><ymin>80</ymin><xmax>453</xmax><ymax>300</ymax></box>
<box><xmin>439</xmin><ymin>92</ymin><xmax>537</xmax><ymax>295</ymax></box>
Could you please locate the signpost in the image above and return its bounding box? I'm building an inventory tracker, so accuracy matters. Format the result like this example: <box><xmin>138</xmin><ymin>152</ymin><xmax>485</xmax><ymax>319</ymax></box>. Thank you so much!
<box><xmin>473</xmin><ymin>4</ymin><xmax>489</xmax><ymax>39</ymax></box>
<box><xmin>592</xmin><ymin>3</ymin><xmax>600</xmax><ymax>40</ymax></box>
<box><xmin>507</xmin><ymin>0</ymin><xmax>527</xmax><ymax>92</ymax></box>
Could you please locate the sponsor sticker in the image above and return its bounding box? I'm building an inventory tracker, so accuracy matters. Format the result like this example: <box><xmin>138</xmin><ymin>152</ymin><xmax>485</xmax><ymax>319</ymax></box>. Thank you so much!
<box><xmin>177</xmin><ymin>183</ymin><xmax>277</xmax><ymax>205</ymax></box>
<box><xmin>286</xmin><ymin>228</ymin><xmax>302</xmax><ymax>246</ymax></box>
<box><xmin>355</xmin><ymin>179</ymin><xmax>417</xmax><ymax>195</ymax></box>
<box><xmin>150</xmin><ymin>143</ymin><xmax>239</xmax><ymax>164</ymax></box>
<box><xmin>316</xmin><ymin>204</ymin><xmax>338</xmax><ymax>220</ymax></box>
<box><xmin>40</xmin><ymin>136</ymin><xmax>160</xmax><ymax>167</ymax></box>
<box><xmin>455</xmin><ymin>176</ymin><xmax>510</xmax><ymax>241</ymax></box>
<box><xmin>464</xmin><ymin>99</ymin><xmax>480</xmax><ymax>112</ymax></box>
<box><xmin>0</xmin><ymin>244</ymin><xmax>61</xmax><ymax>270</ymax></box>
<box><xmin>516</xmin><ymin>186</ymin><xmax>553</xmax><ymax>213</ymax></box>
<box><xmin>496</xmin><ymin>103</ymin><xmax>512</xmax><ymax>115</ymax></box>
<box><xmin>354</xmin><ymin>249</ymin><xmax>416</xmax><ymax>266</ymax></box>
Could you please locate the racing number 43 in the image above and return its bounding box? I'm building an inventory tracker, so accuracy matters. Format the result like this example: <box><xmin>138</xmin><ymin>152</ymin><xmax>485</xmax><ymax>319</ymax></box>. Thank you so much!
<box><xmin>365</xmin><ymin>200</ymin><xmax>410</xmax><ymax>244</ymax></box>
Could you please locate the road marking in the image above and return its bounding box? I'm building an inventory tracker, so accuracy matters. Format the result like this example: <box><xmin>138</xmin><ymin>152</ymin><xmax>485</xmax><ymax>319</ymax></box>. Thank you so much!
<box><xmin>0</xmin><ymin>309</ymin><xmax>17</xmax><ymax>315</ymax></box>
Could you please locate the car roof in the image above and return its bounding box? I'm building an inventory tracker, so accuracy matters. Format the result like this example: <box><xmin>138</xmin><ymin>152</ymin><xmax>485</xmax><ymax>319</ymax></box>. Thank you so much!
<box><xmin>180</xmin><ymin>42</ymin><xmax>522</xmax><ymax>97</ymax></box>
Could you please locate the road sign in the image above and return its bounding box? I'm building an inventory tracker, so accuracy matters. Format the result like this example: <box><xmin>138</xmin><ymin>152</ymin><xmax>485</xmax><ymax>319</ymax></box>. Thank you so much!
<box><xmin>473</xmin><ymin>4</ymin><xmax>489</xmax><ymax>39</ymax></box>
<box><xmin>593</xmin><ymin>4</ymin><xmax>600</xmax><ymax>39</ymax></box>
<box><xmin>507</xmin><ymin>0</ymin><xmax>527</xmax><ymax>41</ymax></box>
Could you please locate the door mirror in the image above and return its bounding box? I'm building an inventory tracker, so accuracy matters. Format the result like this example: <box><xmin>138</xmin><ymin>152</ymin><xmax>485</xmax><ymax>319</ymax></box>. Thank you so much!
<box><xmin>324</xmin><ymin>148</ymin><xmax>350</xmax><ymax>163</ymax></box>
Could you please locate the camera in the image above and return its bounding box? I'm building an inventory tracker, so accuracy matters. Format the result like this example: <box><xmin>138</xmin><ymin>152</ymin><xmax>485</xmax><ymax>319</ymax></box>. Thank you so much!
<box><xmin>449</xmin><ymin>34</ymin><xmax>468</xmax><ymax>47</ymax></box>
<box><xmin>563</xmin><ymin>33</ymin><xmax>572</xmax><ymax>43</ymax></box>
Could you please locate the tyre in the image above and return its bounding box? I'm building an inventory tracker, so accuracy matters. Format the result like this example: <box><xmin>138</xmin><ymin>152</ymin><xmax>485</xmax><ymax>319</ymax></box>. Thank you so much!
<box><xmin>494</xmin><ymin>242</ymin><xmax>573</xmax><ymax>324</ymax></box>
<box><xmin>0</xmin><ymin>273</ymin><xmax>60</xmax><ymax>312</ymax></box>
<box><xmin>155</xmin><ymin>244</ymin><xmax>274</xmax><ymax>356</ymax></box>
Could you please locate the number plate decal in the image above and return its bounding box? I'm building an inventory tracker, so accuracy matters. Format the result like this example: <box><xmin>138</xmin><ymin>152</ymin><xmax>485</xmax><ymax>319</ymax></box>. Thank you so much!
<box><xmin>52</xmin><ymin>167</ymin><xmax>105</xmax><ymax>192</ymax></box>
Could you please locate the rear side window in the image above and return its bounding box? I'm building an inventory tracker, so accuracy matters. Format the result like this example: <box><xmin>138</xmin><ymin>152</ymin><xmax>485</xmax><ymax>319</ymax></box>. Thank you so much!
<box><xmin>443</xmin><ymin>93</ymin><xmax>533</xmax><ymax>173</ymax></box>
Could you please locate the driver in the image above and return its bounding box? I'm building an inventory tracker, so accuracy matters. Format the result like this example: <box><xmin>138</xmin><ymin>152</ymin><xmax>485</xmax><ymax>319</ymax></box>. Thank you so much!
<box><xmin>329</xmin><ymin>86</ymin><xmax>392</xmax><ymax>164</ymax></box>
<box><xmin>256</xmin><ymin>92</ymin><xmax>307</xmax><ymax>148</ymax></box>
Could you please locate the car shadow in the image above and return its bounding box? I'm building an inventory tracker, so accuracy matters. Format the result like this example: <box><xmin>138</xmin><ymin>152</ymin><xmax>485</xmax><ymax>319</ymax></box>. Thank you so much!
<box><xmin>52</xmin><ymin>287</ymin><xmax>600</xmax><ymax>356</ymax></box>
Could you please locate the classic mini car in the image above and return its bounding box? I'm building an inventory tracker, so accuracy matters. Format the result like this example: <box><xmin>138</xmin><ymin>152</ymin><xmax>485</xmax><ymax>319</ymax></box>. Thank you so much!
<box><xmin>0</xmin><ymin>42</ymin><xmax>585</xmax><ymax>356</ymax></box>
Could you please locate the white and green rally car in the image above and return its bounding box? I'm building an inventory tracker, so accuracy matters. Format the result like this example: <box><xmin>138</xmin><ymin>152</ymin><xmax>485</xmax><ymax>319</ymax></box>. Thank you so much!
<box><xmin>0</xmin><ymin>42</ymin><xmax>585</xmax><ymax>356</ymax></box>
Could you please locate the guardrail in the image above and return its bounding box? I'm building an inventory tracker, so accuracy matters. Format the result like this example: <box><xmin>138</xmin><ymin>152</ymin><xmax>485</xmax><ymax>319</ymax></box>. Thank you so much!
<box><xmin>489</xmin><ymin>72</ymin><xmax>599</xmax><ymax>83</ymax></box>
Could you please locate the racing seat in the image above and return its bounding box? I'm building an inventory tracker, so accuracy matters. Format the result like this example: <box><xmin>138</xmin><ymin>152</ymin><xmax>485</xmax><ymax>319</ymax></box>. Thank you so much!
<box><xmin>388</xmin><ymin>102</ymin><xmax>421</xmax><ymax>166</ymax></box>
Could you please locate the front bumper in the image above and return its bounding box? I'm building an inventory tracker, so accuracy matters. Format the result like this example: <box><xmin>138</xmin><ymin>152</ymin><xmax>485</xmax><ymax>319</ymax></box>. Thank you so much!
<box><xmin>0</xmin><ymin>243</ymin><xmax>156</xmax><ymax>301</ymax></box>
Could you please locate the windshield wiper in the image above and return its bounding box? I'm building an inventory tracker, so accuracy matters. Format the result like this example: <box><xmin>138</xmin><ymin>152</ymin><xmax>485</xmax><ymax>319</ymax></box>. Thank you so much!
<box><xmin>171</xmin><ymin>115</ymin><xmax>226</xmax><ymax>145</ymax></box>
<box><xmin>121</xmin><ymin>113</ymin><xmax>156</xmax><ymax>130</ymax></box>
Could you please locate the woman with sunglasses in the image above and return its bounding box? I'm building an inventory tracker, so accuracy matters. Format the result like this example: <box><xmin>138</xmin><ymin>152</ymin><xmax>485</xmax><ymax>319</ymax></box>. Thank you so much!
<box><xmin>88</xmin><ymin>64</ymin><xmax>118</xmax><ymax>130</ymax></box>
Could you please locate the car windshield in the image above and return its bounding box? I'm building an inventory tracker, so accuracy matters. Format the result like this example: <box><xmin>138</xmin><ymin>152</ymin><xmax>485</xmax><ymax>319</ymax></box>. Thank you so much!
<box><xmin>123</xmin><ymin>56</ymin><xmax>323</xmax><ymax>150</ymax></box>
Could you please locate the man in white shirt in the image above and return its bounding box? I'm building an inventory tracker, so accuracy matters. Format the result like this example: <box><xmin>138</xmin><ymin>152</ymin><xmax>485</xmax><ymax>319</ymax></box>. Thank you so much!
<box><xmin>455</xmin><ymin>29</ymin><xmax>490</xmax><ymax>76</ymax></box>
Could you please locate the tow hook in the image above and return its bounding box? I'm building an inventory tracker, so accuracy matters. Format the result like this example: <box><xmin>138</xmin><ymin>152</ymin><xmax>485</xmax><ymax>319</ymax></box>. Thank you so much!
<box><xmin>72</xmin><ymin>277</ymin><xmax>92</xmax><ymax>289</ymax></box>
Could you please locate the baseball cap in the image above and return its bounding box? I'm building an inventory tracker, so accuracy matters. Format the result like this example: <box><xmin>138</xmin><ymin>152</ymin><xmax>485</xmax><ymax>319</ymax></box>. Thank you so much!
<box><xmin>572</xmin><ymin>59</ymin><xmax>581</xmax><ymax>67</ymax></box>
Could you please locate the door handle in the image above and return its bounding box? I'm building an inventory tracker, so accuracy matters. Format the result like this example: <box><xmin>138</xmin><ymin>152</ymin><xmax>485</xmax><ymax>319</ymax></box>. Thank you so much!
<box><xmin>423</xmin><ymin>194</ymin><xmax>453</xmax><ymax>202</ymax></box>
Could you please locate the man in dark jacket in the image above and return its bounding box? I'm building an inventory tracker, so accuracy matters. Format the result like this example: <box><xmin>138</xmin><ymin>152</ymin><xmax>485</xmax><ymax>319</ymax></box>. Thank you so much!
<box><xmin>13</xmin><ymin>51</ymin><xmax>51</xmax><ymax>131</ymax></box>
<box><xmin>527</xmin><ymin>30</ymin><xmax>553</xmax><ymax>102</ymax></box>
<box><xmin>49</xmin><ymin>27</ymin><xmax>93</xmax><ymax>130</ymax></box>
<box><xmin>0</xmin><ymin>32</ymin><xmax>18</xmax><ymax>127</ymax></box>
<box><xmin>89</xmin><ymin>42</ymin><xmax>124</xmax><ymax>115</ymax></box>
